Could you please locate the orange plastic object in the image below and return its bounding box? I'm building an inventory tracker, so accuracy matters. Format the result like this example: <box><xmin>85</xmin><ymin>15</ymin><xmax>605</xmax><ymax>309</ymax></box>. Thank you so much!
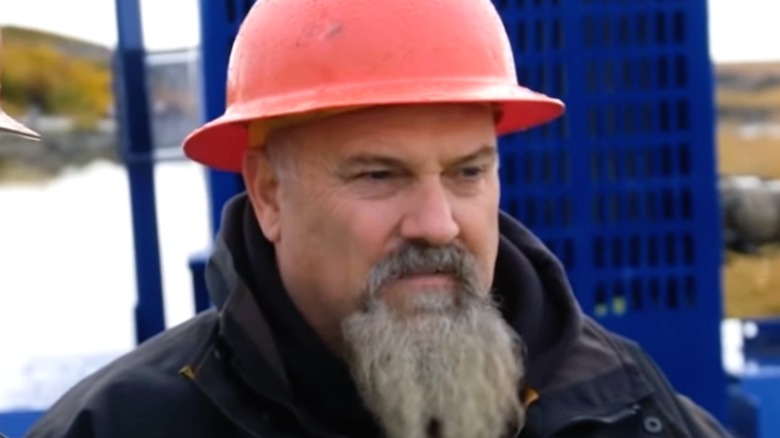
<box><xmin>183</xmin><ymin>0</ymin><xmax>565</xmax><ymax>172</ymax></box>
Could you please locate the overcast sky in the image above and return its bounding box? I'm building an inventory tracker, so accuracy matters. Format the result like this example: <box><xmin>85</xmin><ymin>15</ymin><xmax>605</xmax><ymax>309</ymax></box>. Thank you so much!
<box><xmin>2</xmin><ymin>0</ymin><xmax>779</xmax><ymax>63</ymax></box>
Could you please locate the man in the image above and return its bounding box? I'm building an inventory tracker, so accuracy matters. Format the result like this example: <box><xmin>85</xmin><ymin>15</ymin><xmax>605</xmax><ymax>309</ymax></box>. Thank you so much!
<box><xmin>26</xmin><ymin>0</ymin><xmax>731</xmax><ymax>437</ymax></box>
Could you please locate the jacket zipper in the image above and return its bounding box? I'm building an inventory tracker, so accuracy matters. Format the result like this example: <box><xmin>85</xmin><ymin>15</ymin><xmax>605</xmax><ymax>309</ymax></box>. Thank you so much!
<box><xmin>538</xmin><ymin>403</ymin><xmax>641</xmax><ymax>438</ymax></box>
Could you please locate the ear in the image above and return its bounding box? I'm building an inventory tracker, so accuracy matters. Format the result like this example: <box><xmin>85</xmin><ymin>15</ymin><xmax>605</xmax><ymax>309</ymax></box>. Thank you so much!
<box><xmin>242</xmin><ymin>149</ymin><xmax>282</xmax><ymax>242</ymax></box>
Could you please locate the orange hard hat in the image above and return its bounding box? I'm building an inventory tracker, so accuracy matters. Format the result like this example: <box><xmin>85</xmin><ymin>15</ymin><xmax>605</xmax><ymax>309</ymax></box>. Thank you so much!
<box><xmin>183</xmin><ymin>0</ymin><xmax>565</xmax><ymax>172</ymax></box>
<box><xmin>0</xmin><ymin>27</ymin><xmax>40</xmax><ymax>140</ymax></box>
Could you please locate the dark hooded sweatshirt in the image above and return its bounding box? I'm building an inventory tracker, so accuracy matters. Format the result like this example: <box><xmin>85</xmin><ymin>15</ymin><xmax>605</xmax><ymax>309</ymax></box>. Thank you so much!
<box><xmin>24</xmin><ymin>194</ymin><xmax>732</xmax><ymax>438</ymax></box>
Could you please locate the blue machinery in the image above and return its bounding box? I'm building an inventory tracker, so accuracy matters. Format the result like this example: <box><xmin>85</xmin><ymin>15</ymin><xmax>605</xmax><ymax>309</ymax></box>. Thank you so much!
<box><xmin>0</xmin><ymin>0</ymin><xmax>778</xmax><ymax>437</ymax></box>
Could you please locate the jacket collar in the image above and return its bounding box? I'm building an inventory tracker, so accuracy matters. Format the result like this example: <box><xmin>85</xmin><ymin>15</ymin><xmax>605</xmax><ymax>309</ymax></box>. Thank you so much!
<box><xmin>187</xmin><ymin>193</ymin><xmax>674</xmax><ymax>437</ymax></box>
<box><xmin>195</xmin><ymin>234</ymin><xmax>345</xmax><ymax>437</ymax></box>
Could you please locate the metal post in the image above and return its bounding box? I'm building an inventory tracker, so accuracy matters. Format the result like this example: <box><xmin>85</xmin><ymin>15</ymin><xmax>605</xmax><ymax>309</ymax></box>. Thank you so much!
<box><xmin>113</xmin><ymin>0</ymin><xmax>166</xmax><ymax>343</ymax></box>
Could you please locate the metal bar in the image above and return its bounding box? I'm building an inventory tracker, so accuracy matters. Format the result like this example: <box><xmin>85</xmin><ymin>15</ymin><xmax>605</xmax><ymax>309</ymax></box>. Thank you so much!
<box><xmin>197</xmin><ymin>0</ymin><xmax>247</xmax><ymax>238</ymax></box>
<box><xmin>113</xmin><ymin>0</ymin><xmax>166</xmax><ymax>344</ymax></box>
<box><xmin>188</xmin><ymin>251</ymin><xmax>211</xmax><ymax>312</ymax></box>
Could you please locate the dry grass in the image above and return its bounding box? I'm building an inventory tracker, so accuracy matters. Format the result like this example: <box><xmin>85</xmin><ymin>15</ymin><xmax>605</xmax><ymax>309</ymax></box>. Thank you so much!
<box><xmin>717</xmin><ymin>127</ymin><xmax>780</xmax><ymax>178</ymax></box>
<box><xmin>723</xmin><ymin>248</ymin><xmax>780</xmax><ymax>318</ymax></box>
<box><xmin>717</xmin><ymin>61</ymin><xmax>780</xmax><ymax>75</ymax></box>
<box><xmin>715</xmin><ymin>62</ymin><xmax>780</xmax><ymax>318</ymax></box>
<box><xmin>716</xmin><ymin>61</ymin><xmax>780</xmax><ymax>317</ymax></box>
<box><xmin>718</xmin><ymin>86</ymin><xmax>780</xmax><ymax>110</ymax></box>
<box><xmin>718</xmin><ymin>122</ymin><xmax>780</xmax><ymax>318</ymax></box>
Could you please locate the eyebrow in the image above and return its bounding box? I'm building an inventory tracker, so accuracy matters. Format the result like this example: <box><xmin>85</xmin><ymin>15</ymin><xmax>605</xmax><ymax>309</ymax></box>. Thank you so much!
<box><xmin>338</xmin><ymin>144</ymin><xmax>498</xmax><ymax>171</ymax></box>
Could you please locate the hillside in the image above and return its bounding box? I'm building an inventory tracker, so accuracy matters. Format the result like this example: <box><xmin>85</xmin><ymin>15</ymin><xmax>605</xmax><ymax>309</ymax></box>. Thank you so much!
<box><xmin>1</xmin><ymin>26</ymin><xmax>113</xmax><ymax>123</ymax></box>
<box><xmin>3</xmin><ymin>26</ymin><xmax>111</xmax><ymax>67</ymax></box>
<box><xmin>0</xmin><ymin>27</ymin><xmax>117</xmax><ymax>182</ymax></box>
<box><xmin>0</xmin><ymin>27</ymin><xmax>203</xmax><ymax>183</ymax></box>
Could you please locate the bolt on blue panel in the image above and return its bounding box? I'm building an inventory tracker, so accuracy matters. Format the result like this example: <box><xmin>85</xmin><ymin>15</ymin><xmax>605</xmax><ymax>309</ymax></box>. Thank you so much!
<box><xmin>196</xmin><ymin>0</ymin><xmax>726</xmax><ymax>422</ymax></box>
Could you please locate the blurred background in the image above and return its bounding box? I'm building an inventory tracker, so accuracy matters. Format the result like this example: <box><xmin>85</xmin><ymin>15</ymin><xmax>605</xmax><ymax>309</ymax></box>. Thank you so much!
<box><xmin>0</xmin><ymin>0</ymin><xmax>779</xmax><ymax>437</ymax></box>
<box><xmin>0</xmin><ymin>0</ymin><xmax>209</xmax><ymax>414</ymax></box>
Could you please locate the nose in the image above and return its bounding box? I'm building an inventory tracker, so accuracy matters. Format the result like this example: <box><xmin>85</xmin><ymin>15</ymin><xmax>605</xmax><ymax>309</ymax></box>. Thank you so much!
<box><xmin>399</xmin><ymin>177</ymin><xmax>460</xmax><ymax>246</ymax></box>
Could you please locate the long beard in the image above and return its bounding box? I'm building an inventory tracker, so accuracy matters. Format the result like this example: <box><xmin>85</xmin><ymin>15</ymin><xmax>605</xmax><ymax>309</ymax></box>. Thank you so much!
<box><xmin>342</xmin><ymin>244</ymin><xmax>526</xmax><ymax>438</ymax></box>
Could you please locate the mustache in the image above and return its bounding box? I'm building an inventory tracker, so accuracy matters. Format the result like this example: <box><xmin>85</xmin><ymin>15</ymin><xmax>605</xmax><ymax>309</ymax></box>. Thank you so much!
<box><xmin>361</xmin><ymin>242</ymin><xmax>482</xmax><ymax>303</ymax></box>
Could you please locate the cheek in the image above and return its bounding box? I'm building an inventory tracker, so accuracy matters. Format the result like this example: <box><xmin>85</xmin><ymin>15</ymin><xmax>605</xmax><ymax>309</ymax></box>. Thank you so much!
<box><xmin>452</xmin><ymin>186</ymin><xmax>501</xmax><ymax>289</ymax></box>
<box><xmin>332</xmin><ymin>200</ymin><xmax>401</xmax><ymax>281</ymax></box>
<box><xmin>289</xmin><ymin>190</ymin><xmax>400</xmax><ymax>299</ymax></box>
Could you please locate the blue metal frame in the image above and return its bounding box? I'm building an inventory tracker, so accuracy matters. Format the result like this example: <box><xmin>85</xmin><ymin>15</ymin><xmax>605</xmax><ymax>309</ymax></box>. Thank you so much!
<box><xmin>743</xmin><ymin>319</ymin><xmax>780</xmax><ymax>367</ymax></box>
<box><xmin>0</xmin><ymin>410</ymin><xmax>42</xmax><ymax>438</ymax></box>
<box><xmin>113</xmin><ymin>0</ymin><xmax>166</xmax><ymax>344</ymax></box>
<box><xmin>191</xmin><ymin>0</ymin><xmax>728</xmax><ymax>423</ymax></box>
<box><xmin>114</xmin><ymin>0</ymin><xmax>776</xmax><ymax>434</ymax></box>
<box><xmin>493</xmin><ymin>1</ymin><xmax>726</xmax><ymax>421</ymax></box>
<box><xmin>197</xmin><ymin>0</ymin><xmax>246</xmax><ymax>238</ymax></box>
<box><xmin>729</xmin><ymin>318</ymin><xmax>780</xmax><ymax>437</ymax></box>
<box><xmin>734</xmin><ymin>371</ymin><xmax>780</xmax><ymax>438</ymax></box>
<box><xmin>7</xmin><ymin>1</ymin><xmax>779</xmax><ymax>437</ymax></box>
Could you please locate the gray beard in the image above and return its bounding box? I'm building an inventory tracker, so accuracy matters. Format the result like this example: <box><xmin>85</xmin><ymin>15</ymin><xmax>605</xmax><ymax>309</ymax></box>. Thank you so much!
<box><xmin>341</xmin><ymin>243</ymin><xmax>526</xmax><ymax>438</ymax></box>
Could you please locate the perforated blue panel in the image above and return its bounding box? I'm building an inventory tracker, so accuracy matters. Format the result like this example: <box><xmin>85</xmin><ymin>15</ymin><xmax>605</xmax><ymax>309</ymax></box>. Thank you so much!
<box><xmin>196</xmin><ymin>0</ymin><xmax>726</xmax><ymax>421</ymax></box>
<box><xmin>493</xmin><ymin>0</ymin><xmax>725</xmax><ymax>421</ymax></box>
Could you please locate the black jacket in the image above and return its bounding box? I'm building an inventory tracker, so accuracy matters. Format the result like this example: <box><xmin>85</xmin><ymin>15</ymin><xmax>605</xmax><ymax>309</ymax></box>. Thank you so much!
<box><xmin>24</xmin><ymin>194</ymin><xmax>732</xmax><ymax>437</ymax></box>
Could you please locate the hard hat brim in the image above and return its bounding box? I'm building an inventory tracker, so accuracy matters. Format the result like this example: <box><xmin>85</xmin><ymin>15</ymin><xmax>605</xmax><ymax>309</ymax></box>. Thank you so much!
<box><xmin>183</xmin><ymin>81</ymin><xmax>565</xmax><ymax>172</ymax></box>
<box><xmin>0</xmin><ymin>109</ymin><xmax>41</xmax><ymax>141</ymax></box>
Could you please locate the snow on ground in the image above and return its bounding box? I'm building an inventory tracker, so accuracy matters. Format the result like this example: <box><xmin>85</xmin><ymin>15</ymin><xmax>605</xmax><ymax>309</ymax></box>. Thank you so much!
<box><xmin>0</xmin><ymin>160</ymin><xmax>210</xmax><ymax>411</ymax></box>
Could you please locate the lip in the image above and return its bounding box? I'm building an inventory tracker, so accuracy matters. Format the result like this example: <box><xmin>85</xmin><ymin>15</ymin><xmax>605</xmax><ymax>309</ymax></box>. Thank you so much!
<box><xmin>379</xmin><ymin>274</ymin><xmax>457</xmax><ymax>311</ymax></box>
<box><xmin>392</xmin><ymin>273</ymin><xmax>455</xmax><ymax>288</ymax></box>
<box><xmin>387</xmin><ymin>274</ymin><xmax>455</xmax><ymax>296</ymax></box>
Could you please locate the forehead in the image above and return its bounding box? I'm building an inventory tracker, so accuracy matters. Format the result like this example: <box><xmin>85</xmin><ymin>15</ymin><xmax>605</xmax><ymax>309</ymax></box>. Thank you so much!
<box><xmin>287</xmin><ymin>104</ymin><xmax>497</xmax><ymax>158</ymax></box>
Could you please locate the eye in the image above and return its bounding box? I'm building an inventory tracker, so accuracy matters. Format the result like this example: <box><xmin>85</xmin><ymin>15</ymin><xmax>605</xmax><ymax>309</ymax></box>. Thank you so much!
<box><xmin>355</xmin><ymin>170</ymin><xmax>396</xmax><ymax>181</ymax></box>
<box><xmin>457</xmin><ymin>165</ymin><xmax>488</xmax><ymax>179</ymax></box>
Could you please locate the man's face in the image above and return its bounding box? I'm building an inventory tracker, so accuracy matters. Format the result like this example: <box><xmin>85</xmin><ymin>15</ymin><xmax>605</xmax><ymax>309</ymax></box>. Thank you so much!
<box><xmin>244</xmin><ymin>103</ymin><xmax>524</xmax><ymax>437</ymax></box>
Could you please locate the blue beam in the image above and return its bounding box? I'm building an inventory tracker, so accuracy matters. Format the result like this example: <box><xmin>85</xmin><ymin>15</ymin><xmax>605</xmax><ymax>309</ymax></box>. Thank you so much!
<box><xmin>113</xmin><ymin>0</ymin><xmax>166</xmax><ymax>343</ymax></box>
<box><xmin>197</xmin><ymin>0</ymin><xmax>246</xmax><ymax>238</ymax></box>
